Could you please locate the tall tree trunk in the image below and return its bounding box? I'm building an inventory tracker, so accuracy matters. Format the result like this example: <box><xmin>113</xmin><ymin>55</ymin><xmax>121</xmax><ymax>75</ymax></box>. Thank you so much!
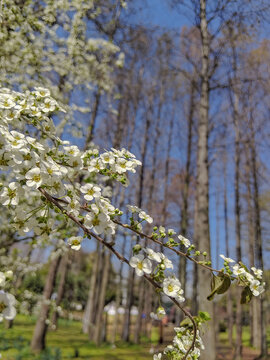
<box><xmin>223</xmin><ymin>152</ymin><xmax>233</xmax><ymax>346</ymax></box>
<box><xmin>179</xmin><ymin>79</ymin><xmax>195</xmax><ymax>322</ymax></box>
<box><xmin>244</xmin><ymin>148</ymin><xmax>256</xmax><ymax>347</ymax></box>
<box><xmin>133</xmin><ymin>94</ymin><xmax>153</xmax><ymax>344</ymax></box>
<box><xmin>31</xmin><ymin>254</ymin><xmax>61</xmax><ymax>351</ymax></box>
<box><xmin>82</xmin><ymin>243</ymin><xmax>101</xmax><ymax>335</ymax></box>
<box><xmin>194</xmin><ymin>2</ymin><xmax>216</xmax><ymax>359</ymax></box>
<box><xmin>51</xmin><ymin>253</ymin><xmax>69</xmax><ymax>330</ymax></box>
<box><xmin>93</xmin><ymin>250</ymin><xmax>111</xmax><ymax>345</ymax></box>
<box><xmin>229</xmin><ymin>31</ymin><xmax>242</xmax><ymax>360</ymax></box>
<box><xmin>85</xmin><ymin>89</ymin><xmax>101</xmax><ymax>146</ymax></box>
<box><xmin>249</xmin><ymin>118</ymin><xmax>268</xmax><ymax>358</ymax></box>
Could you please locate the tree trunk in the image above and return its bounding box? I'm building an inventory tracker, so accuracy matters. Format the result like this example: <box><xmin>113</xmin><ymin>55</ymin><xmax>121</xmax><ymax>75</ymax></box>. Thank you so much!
<box><xmin>31</xmin><ymin>254</ymin><xmax>61</xmax><ymax>351</ymax></box>
<box><xmin>177</xmin><ymin>80</ymin><xmax>195</xmax><ymax>324</ymax></box>
<box><xmin>223</xmin><ymin>152</ymin><xmax>233</xmax><ymax>346</ymax></box>
<box><xmin>229</xmin><ymin>30</ymin><xmax>242</xmax><ymax>359</ymax></box>
<box><xmin>249</xmin><ymin>117</ymin><xmax>268</xmax><ymax>358</ymax></box>
<box><xmin>82</xmin><ymin>242</ymin><xmax>101</xmax><ymax>335</ymax></box>
<box><xmin>51</xmin><ymin>253</ymin><xmax>69</xmax><ymax>330</ymax></box>
<box><xmin>84</xmin><ymin>89</ymin><xmax>100</xmax><ymax>146</ymax></box>
<box><xmin>194</xmin><ymin>1</ymin><xmax>216</xmax><ymax>359</ymax></box>
<box><xmin>132</xmin><ymin>93</ymin><xmax>153</xmax><ymax>344</ymax></box>
<box><xmin>93</xmin><ymin>250</ymin><xmax>111</xmax><ymax>345</ymax></box>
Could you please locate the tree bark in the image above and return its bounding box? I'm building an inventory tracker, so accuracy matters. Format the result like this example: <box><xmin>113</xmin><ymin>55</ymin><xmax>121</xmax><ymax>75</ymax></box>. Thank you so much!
<box><xmin>249</xmin><ymin>117</ymin><xmax>268</xmax><ymax>358</ymax></box>
<box><xmin>51</xmin><ymin>253</ymin><xmax>69</xmax><ymax>330</ymax></box>
<box><xmin>223</xmin><ymin>152</ymin><xmax>233</xmax><ymax>346</ymax></box>
<box><xmin>31</xmin><ymin>254</ymin><xmax>61</xmax><ymax>352</ymax></box>
<box><xmin>178</xmin><ymin>79</ymin><xmax>194</xmax><ymax>324</ymax></box>
<box><xmin>93</xmin><ymin>250</ymin><xmax>111</xmax><ymax>345</ymax></box>
<box><xmin>82</xmin><ymin>242</ymin><xmax>101</xmax><ymax>335</ymax></box>
<box><xmin>194</xmin><ymin>2</ymin><xmax>216</xmax><ymax>359</ymax></box>
<box><xmin>229</xmin><ymin>29</ymin><xmax>242</xmax><ymax>360</ymax></box>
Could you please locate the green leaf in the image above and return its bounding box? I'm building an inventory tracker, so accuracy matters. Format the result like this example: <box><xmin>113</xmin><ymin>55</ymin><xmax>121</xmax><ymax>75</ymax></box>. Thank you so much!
<box><xmin>240</xmin><ymin>286</ymin><xmax>253</xmax><ymax>304</ymax></box>
<box><xmin>216</xmin><ymin>274</ymin><xmax>231</xmax><ymax>294</ymax></box>
<box><xmin>207</xmin><ymin>273</ymin><xmax>231</xmax><ymax>301</ymax></box>
<box><xmin>180</xmin><ymin>317</ymin><xmax>192</xmax><ymax>327</ymax></box>
<box><xmin>198</xmin><ymin>311</ymin><xmax>211</xmax><ymax>322</ymax></box>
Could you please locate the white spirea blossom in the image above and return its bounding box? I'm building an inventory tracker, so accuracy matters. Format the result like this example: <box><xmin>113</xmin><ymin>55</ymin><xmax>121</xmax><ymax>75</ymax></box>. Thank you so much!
<box><xmin>220</xmin><ymin>254</ymin><xmax>235</xmax><ymax>263</ymax></box>
<box><xmin>67</xmin><ymin>236</ymin><xmax>83</xmax><ymax>251</ymax></box>
<box><xmin>178</xmin><ymin>234</ymin><xmax>191</xmax><ymax>248</ymax></box>
<box><xmin>0</xmin><ymin>291</ymin><xmax>16</xmax><ymax>322</ymax></box>
<box><xmin>0</xmin><ymin>88</ymin><xmax>140</xmax><ymax>249</ymax></box>
<box><xmin>129</xmin><ymin>254</ymin><xmax>152</xmax><ymax>276</ymax></box>
<box><xmin>163</xmin><ymin>277</ymin><xmax>182</xmax><ymax>298</ymax></box>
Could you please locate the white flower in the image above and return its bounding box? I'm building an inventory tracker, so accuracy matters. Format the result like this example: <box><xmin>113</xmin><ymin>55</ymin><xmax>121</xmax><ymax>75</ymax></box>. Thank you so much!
<box><xmin>249</xmin><ymin>280</ymin><xmax>265</xmax><ymax>296</ymax></box>
<box><xmin>0</xmin><ymin>95</ymin><xmax>15</xmax><ymax>109</ymax></box>
<box><xmin>34</xmin><ymin>87</ymin><xmax>50</xmax><ymax>98</ymax></box>
<box><xmin>67</xmin><ymin>236</ymin><xmax>83</xmax><ymax>251</ymax></box>
<box><xmin>64</xmin><ymin>145</ymin><xmax>80</xmax><ymax>157</ymax></box>
<box><xmin>85</xmin><ymin>212</ymin><xmax>111</xmax><ymax>235</ymax></box>
<box><xmin>144</xmin><ymin>248</ymin><xmax>162</xmax><ymax>263</ymax></box>
<box><xmin>153</xmin><ymin>354</ymin><xmax>162</xmax><ymax>360</ymax></box>
<box><xmin>175</xmin><ymin>288</ymin><xmax>185</xmax><ymax>303</ymax></box>
<box><xmin>138</xmin><ymin>210</ymin><xmax>153</xmax><ymax>224</ymax></box>
<box><xmin>178</xmin><ymin>234</ymin><xmax>190</xmax><ymax>248</ymax></box>
<box><xmin>159</xmin><ymin>253</ymin><xmax>173</xmax><ymax>269</ymax></box>
<box><xmin>163</xmin><ymin>277</ymin><xmax>181</xmax><ymax>298</ymax></box>
<box><xmin>5</xmin><ymin>271</ymin><xmax>13</xmax><ymax>279</ymax></box>
<box><xmin>100</xmin><ymin>152</ymin><xmax>115</xmax><ymax>165</ymax></box>
<box><xmin>40</xmin><ymin>98</ymin><xmax>57</xmax><ymax>112</ymax></box>
<box><xmin>0</xmin><ymin>273</ymin><xmax>5</xmax><ymax>287</ymax></box>
<box><xmin>80</xmin><ymin>183</ymin><xmax>101</xmax><ymax>201</ymax></box>
<box><xmin>0</xmin><ymin>182</ymin><xmax>23</xmax><ymax>206</ymax></box>
<box><xmin>25</xmin><ymin>168</ymin><xmax>43</xmax><ymax>189</ymax></box>
<box><xmin>0</xmin><ymin>292</ymin><xmax>16</xmax><ymax>322</ymax></box>
<box><xmin>156</xmin><ymin>306</ymin><xmax>166</xmax><ymax>318</ymax></box>
<box><xmin>251</xmin><ymin>267</ymin><xmax>263</xmax><ymax>279</ymax></box>
<box><xmin>114</xmin><ymin>158</ymin><xmax>134</xmax><ymax>173</ymax></box>
<box><xmin>126</xmin><ymin>205</ymin><xmax>140</xmax><ymax>213</ymax></box>
<box><xmin>168</xmin><ymin>229</ymin><xmax>176</xmax><ymax>236</ymax></box>
<box><xmin>130</xmin><ymin>254</ymin><xmax>152</xmax><ymax>277</ymax></box>
<box><xmin>220</xmin><ymin>254</ymin><xmax>235</xmax><ymax>263</ymax></box>
<box><xmin>232</xmin><ymin>264</ymin><xmax>246</xmax><ymax>276</ymax></box>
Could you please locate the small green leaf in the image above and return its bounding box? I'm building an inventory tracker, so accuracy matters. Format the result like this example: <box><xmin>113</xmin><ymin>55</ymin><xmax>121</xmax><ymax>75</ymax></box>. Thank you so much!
<box><xmin>240</xmin><ymin>286</ymin><xmax>253</xmax><ymax>304</ymax></box>
<box><xmin>198</xmin><ymin>311</ymin><xmax>211</xmax><ymax>322</ymax></box>
<box><xmin>180</xmin><ymin>317</ymin><xmax>192</xmax><ymax>327</ymax></box>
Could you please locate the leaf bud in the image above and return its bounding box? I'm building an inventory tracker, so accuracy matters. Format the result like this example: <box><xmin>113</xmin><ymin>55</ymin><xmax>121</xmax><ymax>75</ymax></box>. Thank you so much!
<box><xmin>133</xmin><ymin>244</ymin><xmax>142</xmax><ymax>255</ymax></box>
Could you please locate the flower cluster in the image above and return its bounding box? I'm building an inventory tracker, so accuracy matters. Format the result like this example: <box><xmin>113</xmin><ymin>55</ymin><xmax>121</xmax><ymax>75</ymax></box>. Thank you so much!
<box><xmin>162</xmin><ymin>327</ymin><xmax>204</xmax><ymax>360</ymax></box>
<box><xmin>219</xmin><ymin>255</ymin><xmax>265</xmax><ymax>297</ymax></box>
<box><xmin>130</xmin><ymin>247</ymin><xmax>185</xmax><ymax>304</ymax></box>
<box><xmin>0</xmin><ymin>88</ymin><xmax>140</xmax><ymax>248</ymax></box>
<box><xmin>0</xmin><ymin>269</ymin><xmax>16</xmax><ymax>322</ymax></box>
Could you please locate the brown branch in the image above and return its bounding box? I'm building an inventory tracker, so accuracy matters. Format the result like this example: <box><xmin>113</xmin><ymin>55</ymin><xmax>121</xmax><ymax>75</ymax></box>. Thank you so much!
<box><xmin>39</xmin><ymin>188</ymin><xmax>197</xmax><ymax>358</ymax></box>
<box><xmin>113</xmin><ymin>220</ymin><xmax>224</xmax><ymax>275</ymax></box>
<box><xmin>50</xmin><ymin>194</ymin><xmax>223</xmax><ymax>275</ymax></box>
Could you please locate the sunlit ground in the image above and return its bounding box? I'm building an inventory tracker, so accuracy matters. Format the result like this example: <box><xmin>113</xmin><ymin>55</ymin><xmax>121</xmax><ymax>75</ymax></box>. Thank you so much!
<box><xmin>0</xmin><ymin>315</ymin><xmax>269</xmax><ymax>359</ymax></box>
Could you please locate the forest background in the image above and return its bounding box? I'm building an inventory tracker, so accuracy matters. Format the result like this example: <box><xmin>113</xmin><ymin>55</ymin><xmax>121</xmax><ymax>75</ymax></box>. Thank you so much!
<box><xmin>0</xmin><ymin>0</ymin><xmax>270</xmax><ymax>360</ymax></box>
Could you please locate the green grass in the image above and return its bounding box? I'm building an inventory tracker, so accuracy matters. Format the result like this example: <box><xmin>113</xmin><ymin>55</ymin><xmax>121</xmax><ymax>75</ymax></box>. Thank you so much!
<box><xmin>0</xmin><ymin>315</ymin><xmax>154</xmax><ymax>360</ymax></box>
<box><xmin>219</xmin><ymin>325</ymin><xmax>270</xmax><ymax>349</ymax></box>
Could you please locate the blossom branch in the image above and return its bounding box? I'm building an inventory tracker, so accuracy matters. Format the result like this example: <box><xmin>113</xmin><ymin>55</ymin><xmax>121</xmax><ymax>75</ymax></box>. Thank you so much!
<box><xmin>39</xmin><ymin>188</ymin><xmax>196</xmax><ymax>359</ymax></box>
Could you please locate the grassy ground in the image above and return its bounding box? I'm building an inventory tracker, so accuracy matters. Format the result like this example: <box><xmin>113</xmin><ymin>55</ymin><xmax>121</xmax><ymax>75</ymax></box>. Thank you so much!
<box><xmin>0</xmin><ymin>315</ymin><xmax>154</xmax><ymax>360</ymax></box>
<box><xmin>0</xmin><ymin>315</ymin><xmax>269</xmax><ymax>359</ymax></box>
